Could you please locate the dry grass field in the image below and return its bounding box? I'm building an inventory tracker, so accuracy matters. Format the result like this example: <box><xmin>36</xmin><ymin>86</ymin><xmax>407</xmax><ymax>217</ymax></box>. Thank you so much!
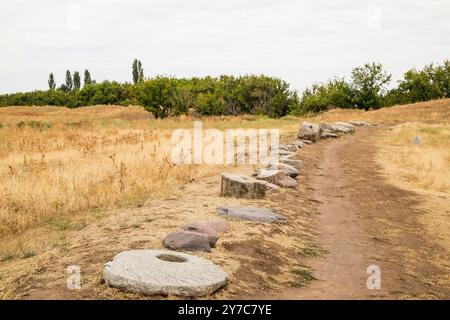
<box><xmin>0</xmin><ymin>99</ymin><xmax>449</xmax><ymax>299</ymax></box>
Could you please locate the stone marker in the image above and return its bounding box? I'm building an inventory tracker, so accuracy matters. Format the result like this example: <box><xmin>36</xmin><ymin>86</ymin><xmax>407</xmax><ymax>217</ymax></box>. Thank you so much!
<box><xmin>298</xmin><ymin>121</ymin><xmax>323</xmax><ymax>142</ymax></box>
<box><xmin>103</xmin><ymin>249</ymin><xmax>228</xmax><ymax>297</ymax></box>
<box><xmin>266</xmin><ymin>162</ymin><xmax>299</xmax><ymax>178</ymax></box>
<box><xmin>163</xmin><ymin>230</ymin><xmax>218</xmax><ymax>252</ymax></box>
<box><xmin>221</xmin><ymin>173</ymin><xmax>278</xmax><ymax>199</ymax></box>
<box><xmin>216</xmin><ymin>206</ymin><xmax>288</xmax><ymax>223</ymax></box>
<box><xmin>412</xmin><ymin>136</ymin><xmax>422</xmax><ymax>146</ymax></box>
<box><xmin>183</xmin><ymin>219</ymin><xmax>230</xmax><ymax>237</ymax></box>
<box><xmin>256</xmin><ymin>169</ymin><xmax>297</xmax><ymax>188</ymax></box>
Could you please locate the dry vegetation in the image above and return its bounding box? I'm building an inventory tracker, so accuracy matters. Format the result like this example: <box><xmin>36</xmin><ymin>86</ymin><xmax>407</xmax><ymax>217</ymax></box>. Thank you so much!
<box><xmin>0</xmin><ymin>100</ymin><xmax>449</xmax><ymax>299</ymax></box>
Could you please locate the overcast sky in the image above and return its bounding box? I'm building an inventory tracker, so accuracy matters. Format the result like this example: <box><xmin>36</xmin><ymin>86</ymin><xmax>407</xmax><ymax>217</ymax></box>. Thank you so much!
<box><xmin>0</xmin><ymin>0</ymin><xmax>449</xmax><ymax>94</ymax></box>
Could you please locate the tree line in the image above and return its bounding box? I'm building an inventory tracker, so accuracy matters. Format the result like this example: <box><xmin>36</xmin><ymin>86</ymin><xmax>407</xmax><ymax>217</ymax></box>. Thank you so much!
<box><xmin>0</xmin><ymin>59</ymin><xmax>449</xmax><ymax>118</ymax></box>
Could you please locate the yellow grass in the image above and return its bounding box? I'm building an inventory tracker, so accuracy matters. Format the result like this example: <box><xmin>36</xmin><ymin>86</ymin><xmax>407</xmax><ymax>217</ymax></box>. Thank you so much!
<box><xmin>0</xmin><ymin>100</ymin><xmax>449</xmax><ymax>236</ymax></box>
<box><xmin>379</xmin><ymin>122</ymin><xmax>450</xmax><ymax>194</ymax></box>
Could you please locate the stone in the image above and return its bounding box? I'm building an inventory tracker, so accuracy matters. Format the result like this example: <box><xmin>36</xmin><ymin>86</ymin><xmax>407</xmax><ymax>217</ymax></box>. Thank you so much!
<box><xmin>321</xmin><ymin>132</ymin><xmax>338</xmax><ymax>139</ymax></box>
<box><xmin>274</xmin><ymin>149</ymin><xmax>295</xmax><ymax>156</ymax></box>
<box><xmin>335</xmin><ymin>121</ymin><xmax>355</xmax><ymax>129</ymax></box>
<box><xmin>412</xmin><ymin>136</ymin><xmax>422</xmax><ymax>146</ymax></box>
<box><xmin>298</xmin><ymin>121</ymin><xmax>323</xmax><ymax>142</ymax></box>
<box><xmin>301</xmin><ymin>139</ymin><xmax>315</xmax><ymax>145</ymax></box>
<box><xmin>280</xmin><ymin>158</ymin><xmax>303</xmax><ymax>170</ymax></box>
<box><xmin>103</xmin><ymin>249</ymin><xmax>228</xmax><ymax>297</ymax></box>
<box><xmin>163</xmin><ymin>231</ymin><xmax>218</xmax><ymax>252</ymax></box>
<box><xmin>216</xmin><ymin>206</ymin><xmax>288</xmax><ymax>223</ymax></box>
<box><xmin>291</xmin><ymin>140</ymin><xmax>305</xmax><ymax>148</ymax></box>
<box><xmin>256</xmin><ymin>169</ymin><xmax>297</xmax><ymax>188</ymax></box>
<box><xmin>279</xmin><ymin>143</ymin><xmax>299</xmax><ymax>152</ymax></box>
<box><xmin>347</xmin><ymin>120</ymin><xmax>364</xmax><ymax>126</ymax></box>
<box><xmin>183</xmin><ymin>219</ymin><xmax>230</xmax><ymax>237</ymax></box>
<box><xmin>330</xmin><ymin>124</ymin><xmax>352</xmax><ymax>134</ymax></box>
<box><xmin>319</xmin><ymin>122</ymin><xmax>333</xmax><ymax>131</ymax></box>
<box><xmin>266</xmin><ymin>162</ymin><xmax>299</xmax><ymax>178</ymax></box>
<box><xmin>221</xmin><ymin>173</ymin><xmax>279</xmax><ymax>199</ymax></box>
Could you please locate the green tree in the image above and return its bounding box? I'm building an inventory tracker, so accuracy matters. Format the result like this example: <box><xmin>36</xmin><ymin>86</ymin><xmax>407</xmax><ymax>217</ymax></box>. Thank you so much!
<box><xmin>350</xmin><ymin>62</ymin><xmax>391</xmax><ymax>110</ymax></box>
<box><xmin>73</xmin><ymin>71</ymin><xmax>81</xmax><ymax>90</ymax></box>
<box><xmin>48</xmin><ymin>73</ymin><xmax>56</xmax><ymax>90</ymax></box>
<box><xmin>64</xmin><ymin>70</ymin><xmax>73</xmax><ymax>92</ymax></box>
<box><xmin>132</xmin><ymin>59</ymin><xmax>145</xmax><ymax>84</ymax></box>
<box><xmin>83</xmin><ymin>69</ymin><xmax>92</xmax><ymax>87</ymax></box>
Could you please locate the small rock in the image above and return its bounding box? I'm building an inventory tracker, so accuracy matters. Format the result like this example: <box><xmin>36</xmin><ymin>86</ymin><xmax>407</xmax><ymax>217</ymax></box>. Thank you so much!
<box><xmin>412</xmin><ymin>136</ymin><xmax>422</xmax><ymax>146</ymax></box>
<box><xmin>319</xmin><ymin>122</ymin><xmax>333</xmax><ymax>130</ymax></box>
<box><xmin>291</xmin><ymin>140</ymin><xmax>305</xmax><ymax>148</ymax></box>
<box><xmin>298</xmin><ymin>122</ymin><xmax>323</xmax><ymax>142</ymax></box>
<box><xmin>183</xmin><ymin>219</ymin><xmax>230</xmax><ymax>236</ymax></box>
<box><xmin>301</xmin><ymin>139</ymin><xmax>315</xmax><ymax>145</ymax></box>
<box><xmin>163</xmin><ymin>231</ymin><xmax>218</xmax><ymax>252</ymax></box>
<box><xmin>266</xmin><ymin>162</ymin><xmax>299</xmax><ymax>178</ymax></box>
<box><xmin>256</xmin><ymin>169</ymin><xmax>297</xmax><ymax>188</ymax></box>
<box><xmin>103</xmin><ymin>249</ymin><xmax>228</xmax><ymax>297</ymax></box>
<box><xmin>216</xmin><ymin>206</ymin><xmax>288</xmax><ymax>222</ymax></box>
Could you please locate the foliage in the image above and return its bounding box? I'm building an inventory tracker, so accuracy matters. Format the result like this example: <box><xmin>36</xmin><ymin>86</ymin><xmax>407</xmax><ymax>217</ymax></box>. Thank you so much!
<box><xmin>48</xmin><ymin>73</ymin><xmax>56</xmax><ymax>90</ymax></box>
<box><xmin>132</xmin><ymin>59</ymin><xmax>145</xmax><ymax>84</ymax></box>
<box><xmin>73</xmin><ymin>71</ymin><xmax>81</xmax><ymax>90</ymax></box>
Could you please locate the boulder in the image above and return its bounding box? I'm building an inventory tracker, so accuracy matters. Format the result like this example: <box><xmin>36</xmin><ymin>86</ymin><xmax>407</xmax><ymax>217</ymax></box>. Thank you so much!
<box><xmin>163</xmin><ymin>231</ymin><xmax>218</xmax><ymax>252</ymax></box>
<box><xmin>103</xmin><ymin>249</ymin><xmax>228</xmax><ymax>297</ymax></box>
<box><xmin>221</xmin><ymin>173</ymin><xmax>279</xmax><ymax>199</ymax></box>
<box><xmin>266</xmin><ymin>162</ymin><xmax>299</xmax><ymax>178</ymax></box>
<box><xmin>183</xmin><ymin>219</ymin><xmax>230</xmax><ymax>236</ymax></box>
<box><xmin>298</xmin><ymin>121</ymin><xmax>323</xmax><ymax>142</ymax></box>
<box><xmin>256</xmin><ymin>169</ymin><xmax>297</xmax><ymax>188</ymax></box>
<box><xmin>330</xmin><ymin>124</ymin><xmax>352</xmax><ymax>134</ymax></box>
<box><xmin>216</xmin><ymin>206</ymin><xmax>288</xmax><ymax>223</ymax></box>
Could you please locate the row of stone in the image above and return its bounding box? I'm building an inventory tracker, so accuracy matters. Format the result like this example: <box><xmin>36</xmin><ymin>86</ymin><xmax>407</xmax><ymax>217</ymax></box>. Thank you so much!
<box><xmin>102</xmin><ymin>119</ymin><xmax>372</xmax><ymax>297</ymax></box>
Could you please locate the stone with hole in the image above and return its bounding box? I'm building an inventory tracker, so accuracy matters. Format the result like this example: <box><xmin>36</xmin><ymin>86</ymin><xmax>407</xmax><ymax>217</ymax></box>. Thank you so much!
<box><xmin>221</xmin><ymin>173</ymin><xmax>278</xmax><ymax>199</ymax></box>
<box><xmin>163</xmin><ymin>231</ymin><xmax>218</xmax><ymax>252</ymax></box>
<box><xmin>216</xmin><ymin>206</ymin><xmax>288</xmax><ymax>223</ymax></box>
<box><xmin>103</xmin><ymin>249</ymin><xmax>228</xmax><ymax>297</ymax></box>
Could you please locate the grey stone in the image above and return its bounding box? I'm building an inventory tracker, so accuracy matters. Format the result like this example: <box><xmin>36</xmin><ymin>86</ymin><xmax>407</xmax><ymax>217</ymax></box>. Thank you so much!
<box><xmin>256</xmin><ymin>169</ymin><xmax>297</xmax><ymax>188</ymax></box>
<box><xmin>266</xmin><ymin>162</ymin><xmax>299</xmax><ymax>178</ymax></box>
<box><xmin>301</xmin><ymin>139</ymin><xmax>315</xmax><ymax>145</ymax></box>
<box><xmin>412</xmin><ymin>136</ymin><xmax>422</xmax><ymax>146</ymax></box>
<box><xmin>330</xmin><ymin>124</ymin><xmax>352</xmax><ymax>134</ymax></box>
<box><xmin>221</xmin><ymin>173</ymin><xmax>279</xmax><ymax>199</ymax></box>
<box><xmin>280</xmin><ymin>158</ymin><xmax>303</xmax><ymax>170</ymax></box>
<box><xmin>291</xmin><ymin>140</ymin><xmax>305</xmax><ymax>148</ymax></box>
<box><xmin>216</xmin><ymin>206</ymin><xmax>288</xmax><ymax>223</ymax></box>
<box><xmin>321</xmin><ymin>132</ymin><xmax>339</xmax><ymax>139</ymax></box>
<box><xmin>163</xmin><ymin>231</ymin><xmax>218</xmax><ymax>252</ymax></box>
<box><xmin>298</xmin><ymin>121</ymin><xmax>323</xmax><ymax>142</ymax></box>
<box><xmin>183</xmin><ymin>219</ymin><xmax>230</xmax><ymax>237</ymax></box>
<box><xmin>103</xmin><ymin>249</ymin><xmax>228</xmax><ymax>297</ymax></box>
<box><xmin>319</xmin><ymin>122</ymin><xmax>333</xmax><ymax>130</ymax></box>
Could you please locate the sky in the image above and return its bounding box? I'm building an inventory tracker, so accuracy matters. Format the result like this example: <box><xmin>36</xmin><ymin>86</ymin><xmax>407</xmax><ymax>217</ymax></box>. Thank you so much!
<box><xmin>0</xmin><ymin>0</ymin><xmax>449</xmax><ymax>94</ymax></box>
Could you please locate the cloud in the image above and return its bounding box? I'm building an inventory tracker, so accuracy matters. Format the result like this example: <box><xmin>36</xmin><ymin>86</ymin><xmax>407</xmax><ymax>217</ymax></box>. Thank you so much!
<box><xmin>0</xmin><ymin>0</ymin><xmax>449</xmax><ymax>93</ymax></box>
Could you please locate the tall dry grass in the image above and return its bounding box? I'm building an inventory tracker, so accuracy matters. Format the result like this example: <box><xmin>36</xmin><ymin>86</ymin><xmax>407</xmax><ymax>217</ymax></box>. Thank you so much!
<box><xmin>378</xmin><ymin>122</ymin><xmax>450</xmax><ymax>194</ymax></box>
<box><xmin>0</xmin><ymin>100</ymin><xmax>449</xmax><ymax>235</ymax></box>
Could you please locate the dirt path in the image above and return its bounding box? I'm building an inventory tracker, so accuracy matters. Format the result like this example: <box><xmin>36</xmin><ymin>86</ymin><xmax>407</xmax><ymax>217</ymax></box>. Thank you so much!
<box><xmin>249</xmin><ymin>125</ymin><xmax>449</xmax><ymax>299</ymax></box>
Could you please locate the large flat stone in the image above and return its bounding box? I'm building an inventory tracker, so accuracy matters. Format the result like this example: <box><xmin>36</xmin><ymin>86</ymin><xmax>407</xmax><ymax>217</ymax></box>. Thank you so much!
<box><xmin>103</xmin><ymin>249</ymin><xmax>228</xmax><ymax>297</ymax></box>
<box><xmin>256</xmin><ymin>169</ymin><xmax>297</xmax><ymax>188</ymax></box>
<box><xmin>216</xmin><ymin>205</ymin><xmax>288</xmax><ymax>223</ymax></box>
